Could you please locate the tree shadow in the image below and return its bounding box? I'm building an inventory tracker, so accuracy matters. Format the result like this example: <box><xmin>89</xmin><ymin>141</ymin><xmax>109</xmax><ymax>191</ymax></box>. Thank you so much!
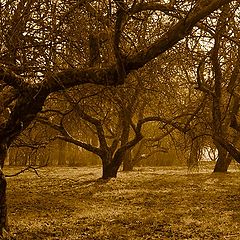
<box><xmin>77</xmin><ymin>177</ymin><xmax>111</xmax><ymax>187</ymax></box>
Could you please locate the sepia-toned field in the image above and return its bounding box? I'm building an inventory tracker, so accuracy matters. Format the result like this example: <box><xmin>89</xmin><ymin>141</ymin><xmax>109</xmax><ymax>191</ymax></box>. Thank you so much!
<box><xmin>3</xmin><ymin>163</ymin><xmax>240</xmax><ymax>239</ymax></box>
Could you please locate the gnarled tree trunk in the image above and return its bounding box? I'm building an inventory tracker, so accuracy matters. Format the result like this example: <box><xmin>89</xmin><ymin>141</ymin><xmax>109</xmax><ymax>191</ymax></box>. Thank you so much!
<box><xmin>213</xmin><ymin>140</ymin><xmax>230</xmax><ymax>172</ymax></box>
<box><xmin>122</xmin><ymin>150</ymin><xmax>133</xmax><ymax>171</ymax></box>
<box><xmin>101</xmin><ymin>149</ymin><xmax>126</xmax><ymax>179</ymax></box>
<box><xmin>0</xmin><ymin>143</ymin><xmax>8</xmax><ymax>236</ymax></box>
<box><xmin>213</xmin><ymin>133</ymin><xmax>239</xmax><ymax>172</ymax></box>
<box><xmin>0</xmin><ymin>170</ymin><xmax>7</xmax><ymax>236</ymax></box>
<box><xmin>102</xmin><ymin>162</ymin><xmax>119</xmax><ymax>179</ymax></box>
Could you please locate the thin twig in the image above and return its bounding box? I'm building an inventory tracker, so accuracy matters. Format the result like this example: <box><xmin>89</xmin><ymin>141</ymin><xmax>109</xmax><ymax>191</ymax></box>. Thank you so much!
<box><xmin>5</xmin><ymin>165</ymin><xmax>47</xmax><ymax>178</ymax></box>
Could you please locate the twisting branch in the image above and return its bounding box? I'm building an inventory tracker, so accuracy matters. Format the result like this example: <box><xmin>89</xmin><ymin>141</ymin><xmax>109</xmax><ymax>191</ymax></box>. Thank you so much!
<box><xmin>138</xmin><ymin>115</ymin><xmax>191</xmax><ymax>134</ymax></box>
<box><xmin>114</xmin><ymin>110</ymin><xmax>191</xmax><ymax>156</ymax></box>
<box><xmin>0</xmin><ymin>87</ymin><xmax>18</xmax><ymax>114</ymax></box>
<box><xmin>62</xmin><ymin>92</ymin><xmax>108</xmax><ymax>150</ymax></box>
<box><xmin>145</xmin><ymin>128</ymin><xmax>175</xmax><ymax>145</ymax></box>
<box><xmin>5</xmin><ymin>165</ymin><xmax>47</xmax><ymax>178</ymax></box>
<box><xmin>195</xmin><ymin>57</ymin><xmax>215</xmax><ymax>96</ymax></box>
<box><xmin>37</xmin><ymin>115</ymin><xmax>104</xmax><ymax>157</ymax></box>
<box><xmin>0</xmin><ymin>66</ymin><xmax>26</xmax><ymax>90</ymax></box>
<box><xmin>37</xmin><ymin>116</ymin><xmax>63</xmax><ymax>133</ymax></box>
<box><xmin>184</xmin><ymin>96</ymin><xmax>207</xmax><ymax>128</ymax></box>
<box><xmin>213</xmin><ymin>135</ymin><xmax>240</xmax><ymax>164</ymax></box>
<box><xmin>227</xmin><ymin>47</ymin><xmax>240</xmax><ymax>131</ymax></box>
<box><xmin>114</xmin><ymin>0</ymin><xmax>128</xmax><ymax>84</ymax></box>
<box><xmin>227</xmin><ymin>47</ymin><xmax>240</xmax><ymax>94</ymax></box>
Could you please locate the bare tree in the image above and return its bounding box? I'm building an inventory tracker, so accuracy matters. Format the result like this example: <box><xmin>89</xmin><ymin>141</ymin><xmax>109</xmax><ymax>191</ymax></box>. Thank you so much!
<box><xmin>194</xmin><ymin>4</ymin><xmax>240</xmax><ymax>172</ymax></box>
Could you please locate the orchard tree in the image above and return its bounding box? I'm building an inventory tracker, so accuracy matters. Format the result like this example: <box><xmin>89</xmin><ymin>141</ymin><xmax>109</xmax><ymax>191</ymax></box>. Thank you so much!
<box><xmin>37</xmin><ymin>68</ymin><xmax>206</xmax><ymax>177</ymax></box>
<box><xmin>192</xmin><ymin>4</ymin><xmax>240</xmax><ymax>172</ymax></box>
<box><xmin>36</xmin><ymin>77</ymin><xmax>155</xmax><ymax>179</ymax></box>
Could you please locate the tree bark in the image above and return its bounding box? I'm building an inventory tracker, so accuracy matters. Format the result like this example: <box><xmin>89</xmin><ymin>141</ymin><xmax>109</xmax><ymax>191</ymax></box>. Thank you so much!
<box><xmin>0</xmin><ymin>143</ymin><xmax>8</xmax><ymax>236</ymax></box>
<box><xmin>213</xmin><ymin>139</ymin><xmax>229</xmax><ymax>172</ymax></box>
<box><xmin>0</xmin><ymin>144</ymin><xmax>7</xmax><ymax>169</ymax></box>
<box><xmin>188</xmin><ymin>138</ymin><xmax>200</xmax><ymax>171</ymax></box>
<box><xmin>213</xmin><ymin>133</ymin><xmax>240</xmax><ymax>172</ymax></box>
<box><xmin>102</xmin><ymin>163</ymin><xmax>118</xmax><ymax>179</ymax></box>
<box><xmin>122</xmin><ymin>150</ymin><xmax>133</xmax><ymax>171</ymax></box>
<box><xmin>214</xmin><ymin>154</ymin><xmax>231</xmax><ymax>172</ymax></box>
<box><xmin>0</xmin><ymin>169</ymin><xmax>8</xmax><ymax>236</ymax></box>
<box><xmin>101</xmin><ymin>150</ymin><xmax>125</xmax><ymax>179</ymax></box>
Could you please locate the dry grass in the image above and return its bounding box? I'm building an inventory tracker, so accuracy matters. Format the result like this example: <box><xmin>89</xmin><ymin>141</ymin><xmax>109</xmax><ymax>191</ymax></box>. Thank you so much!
<box><xmin>3</xmin><ymin>163</ymin><xmax>240</xmax><ymax>239</ymax></box>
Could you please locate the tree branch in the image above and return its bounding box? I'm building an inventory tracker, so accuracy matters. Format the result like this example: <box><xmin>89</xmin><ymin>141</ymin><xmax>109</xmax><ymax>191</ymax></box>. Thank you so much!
<box><xmin>214</xmin><ymin>135</ymin><xmax>240</xmax><ymax>164</ymax></box>
<box><xmin>42</xmin><ymin>0</ymin><xmax>233</xmax><ymax>92</ymax></box>
<box><xmin>61</xmin><ymin>92</ymin><xmax>109</xmax><ymax>150</ymax></box>
<box><xmin>5</xmin><ymin>165</ymin><xmax>47</xmax><ymax>178</ymax></box>
<box><xmin>57</xmin><ymin>135</ymin><xmax>103</xmax><ymax>157</ymax></box>
<box><xmin>195</xmin><ymin>58</ymin><xmax>215</xmax><ymax>96</ymax></box>
<box><xmin>113</xmin><ymin>0</ymin><xmax>128</xmax><ymax>84</ymax></box>
<box><xmin>37</xmin><ymin>116</ymin><xmax>104</xmax><ymax>157</ymax></box>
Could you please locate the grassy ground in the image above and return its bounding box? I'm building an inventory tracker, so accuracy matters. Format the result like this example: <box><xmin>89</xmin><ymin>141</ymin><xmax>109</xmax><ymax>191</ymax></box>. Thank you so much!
<box><xmin>3</xmin><ymin>163</ymin><xmax>240</xmax><ymax>239</ymax></box>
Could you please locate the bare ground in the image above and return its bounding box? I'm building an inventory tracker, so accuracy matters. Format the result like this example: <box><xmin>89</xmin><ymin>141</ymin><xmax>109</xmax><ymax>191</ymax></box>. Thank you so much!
<box><xmin>3</xmin><ymin>163</ymin><xmax>240</xmax><ymax>239</ymax></box>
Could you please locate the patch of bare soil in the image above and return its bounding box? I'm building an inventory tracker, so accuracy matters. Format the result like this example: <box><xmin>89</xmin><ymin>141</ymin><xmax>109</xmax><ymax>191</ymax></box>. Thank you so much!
<box><xmin>3</xmin><ymin>165</ymin><xmax>240</xmax><ymax>239</ymax></box>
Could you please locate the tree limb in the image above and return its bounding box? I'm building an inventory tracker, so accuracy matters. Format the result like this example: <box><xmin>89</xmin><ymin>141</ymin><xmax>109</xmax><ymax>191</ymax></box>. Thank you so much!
<box><xmin>5</xmin><ymin>165</ymin><xmax>46</xmax><ymax>178</ymax></box>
